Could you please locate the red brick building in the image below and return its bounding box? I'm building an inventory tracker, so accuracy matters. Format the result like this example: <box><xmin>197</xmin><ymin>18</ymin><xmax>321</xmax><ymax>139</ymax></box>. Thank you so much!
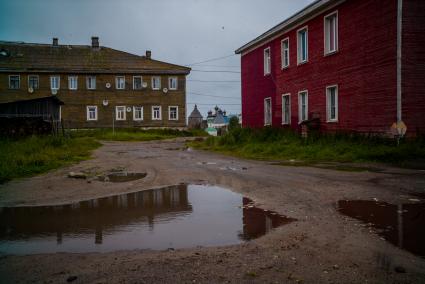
<box><xmin>235</xmin><ymin>0</ymin><xmax>425</xmax><ymax>136</ymax></box>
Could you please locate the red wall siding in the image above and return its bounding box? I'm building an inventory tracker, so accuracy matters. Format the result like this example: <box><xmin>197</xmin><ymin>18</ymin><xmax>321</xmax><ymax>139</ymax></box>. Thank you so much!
<box><xmin>402</xmin><ymin>0</ymin><xmax>425</xmax><ymax>135</ymax></box>
<box><xmin>241</xmin><ymin>0</ymin><xmax>400</xmax><ymax>134</ymax></box>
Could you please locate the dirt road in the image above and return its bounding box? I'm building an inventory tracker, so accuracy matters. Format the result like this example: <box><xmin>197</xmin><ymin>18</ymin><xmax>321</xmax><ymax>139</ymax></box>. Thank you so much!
<box><xmin>1</xmin><ymin>138</ymin><xmax>424</xmax><ymax>283</ymax></box>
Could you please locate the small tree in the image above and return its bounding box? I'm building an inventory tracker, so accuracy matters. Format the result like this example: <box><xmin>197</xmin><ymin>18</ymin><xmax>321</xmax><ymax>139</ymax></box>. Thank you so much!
<box><xmin>228</xmin><ymin>116</ymin><xmax>240</xmax><ymax>132</ymax></box>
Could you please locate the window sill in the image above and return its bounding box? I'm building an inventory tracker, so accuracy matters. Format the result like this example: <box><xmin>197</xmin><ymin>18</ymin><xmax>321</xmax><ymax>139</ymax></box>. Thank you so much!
<box><xmin>326</xmin><ymin>120</ymin><xmax>339</xmax><ymax>123</ymax></box>
<box><xmin>324</xmin><ymin>50</ymin><xmax>339</xmax><ymax>57</ymax></box>
<box><xmin>281</xmin><ymin>66</ymin><xmax>290</xmax><ymax>70</ymax></box>
<box><xmin>297</xmin><ymin>60</ymin><xmax>308</xmax><ymax>66</ymax></box>
<box><xmin>281</xmin><ymin>122</ymin><xmax>291</xmax><ymax>125</ymax></box>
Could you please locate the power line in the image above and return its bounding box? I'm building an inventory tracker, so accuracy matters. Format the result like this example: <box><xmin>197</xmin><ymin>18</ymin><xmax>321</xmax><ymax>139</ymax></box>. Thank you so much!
<box><xmin>190</xmin><ymin>64</ymin><xmax>240</xmax><ymax>68</ymax></box>
<box><xmin>188</xmin><ymin>79</ymin><xmax>240</xmax><ymax>83</ymax></box>
<box><xmin>187</xmin><ymin>54</ymin><xmax>237</xmax><ymax>66</ymax></box>
<box><xmin>191</xmin><ymin>69</ymin><xmax>240</xmax><ymax>74</ymax></box>
<box><xmin>188</xmin><ymin>92</ymin><xmax>240</xmax><ymax>100</ymax></box>
<box><xmin>187</xmin><ymin>102</ymin><xmax>240</xmax><ymax>106</ymax></box>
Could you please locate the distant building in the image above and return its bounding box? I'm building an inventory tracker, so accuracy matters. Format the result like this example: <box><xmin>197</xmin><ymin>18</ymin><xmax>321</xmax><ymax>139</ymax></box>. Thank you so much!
<box><xmin>205</xmin><ymin>106</ymin><xmax>229</xmax><ymax>136</ymax></box>
<box><xmin>188</xmin><ymin>104</ymin><xmax>203</xmax><ymax>129</ymax></box>
<box><xmin>0</xmin><ymin>37</ymin><xmax>191</xmax><ymax>129</ymax></box>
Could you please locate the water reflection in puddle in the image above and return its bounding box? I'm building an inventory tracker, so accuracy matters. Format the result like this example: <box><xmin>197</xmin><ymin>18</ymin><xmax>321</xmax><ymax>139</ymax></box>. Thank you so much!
<box><xmin>0</xmin><ymin>185</ymin><xmax>294</xmax><ymax>255</ymax></box>
<box><xmin>337</xmin><ymin>200</ymin><xmax>425</xmax><ymax>258</ymax></box>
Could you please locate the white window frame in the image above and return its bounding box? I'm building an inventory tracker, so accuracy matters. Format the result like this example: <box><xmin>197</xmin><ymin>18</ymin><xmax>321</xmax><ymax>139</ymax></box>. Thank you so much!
<box><xmin>152</xmin><ymin>76</ymin><xmax>161</xmax><ymax>90</ymax></box>
<box><xmin>263</xmin><ymin>47</ymin><xmax>271</xmax><ymax>75</ymax></box>
<box><xmin>86</xmin><ymin>106</ymin><xmax>98</xmax><ymax>121</ymax></box>
<box><xmin>28</xmin><ymin>75</ymin><xmax>39</xmax><ymax>89</ymax></box>
<box><xmin>8</xmin><ymin>75</ymin><xmax>20</xmax><ymax>89</ymax></box>
<box><xmin>133</xmin><ymin>76</ymin><xmax>143</xmax><ymax>90</ymax></box>
<box><xmin>168</xmin><ymin>77</ymin><xmax>178</xmax><ymax>90</ymax></box>
<box><xmin>86</xmin><ymin>76</ymin><xmax>96</xmax><ymax>90</ymax></box>
<box><xmin>115</xmin><ymin>76</ymin><xmax>125</xmax><ymax>90</ymax></box>
<box><xmin>324</xmin><ymin>11</ymin><xmax>339</xmax><ymax>55</ymax></box>
<box><xmin>282</xmin><ymin>94</ymin><xmax>291</xmax><ymax>125</ymax></box>
<box><xmin>115</xmin><ymin>106</ymin><xmax>126</xmax><ymax>121</ymax></box>
<box><xmin>152</xmin><ymin>106</ymin><xmax>162</xmax><ymax>120</ymax></box>
<box><xmin>50</xmin><ymin>75</ymin><xmax>60</xmax><ymax>90</ymax></box>
<box><xmin>298</xmin><ymin>90</ymin><xmax>309</xmax><ymax>123</ymax></box>
<box><xmin>326</xmin><ymin>85</ymin><xmax>339</xmax><ymax>122</ymax></box>
<box><xmin>168</xmin><ymin>106</ymin><xmax>178</xmax><ymax>120</ymax></box>
<box><xmin>68</xmin><ymin>76</ymin><xmax>78</xmax><ymax>90</ymax></box>
<box><xmin>264</xmin><ymin>97</ymin><xmax>272</xmax><ymax>126</ymax></box>
<box><xmin>133</xmin><ymin>106</ymin><xmax>143</xmax><ymax>121</ymax></box>
<box><xmin>281</xmin><ymin>38</ymin><xmax>290</xmax><ymax>69</ymax></box>
<box><xmin>297</xmin><ymin>26</ymin><xmax>308</xmax><ymax>65</ymax></box>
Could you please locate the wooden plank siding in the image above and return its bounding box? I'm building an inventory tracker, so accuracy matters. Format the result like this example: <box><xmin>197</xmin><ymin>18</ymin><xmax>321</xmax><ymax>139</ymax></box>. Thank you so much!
<box><xmin>239</xmin><ymin>0</ymin><xmax>425</xmax><ymax>136</ymax></box>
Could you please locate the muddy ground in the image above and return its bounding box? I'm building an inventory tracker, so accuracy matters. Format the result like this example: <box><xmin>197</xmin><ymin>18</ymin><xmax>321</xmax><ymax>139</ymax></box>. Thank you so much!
<box><xmin>0</xmin><ymin>138</ymin><xmax>424</xmax><ymax>283</ymax></box>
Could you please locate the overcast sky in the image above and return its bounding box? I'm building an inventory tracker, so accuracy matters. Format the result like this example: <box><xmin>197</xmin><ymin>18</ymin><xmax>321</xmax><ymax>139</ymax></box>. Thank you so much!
<box><xmin>0</xmin><ymin>0</ymin><xmax>315</xmax><ymax>118</ymax></box>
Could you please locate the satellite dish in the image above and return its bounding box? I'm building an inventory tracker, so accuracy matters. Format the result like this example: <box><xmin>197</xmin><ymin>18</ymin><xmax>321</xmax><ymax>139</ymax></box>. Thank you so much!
<box><xmin>102</xmin><ymin>100</ymin><xmax>109</xmax><ymax>106</ymax></box>
<box><xmin>51</xmin><ymin>89</ymin><xmax>58</xmax><ymax>95</ymax></box>
<box><xmin>106</xmin><ymin>83</ymin><xmax>111</xmax><ymax>89</ymax></box>
<box><xmin>142</xmin><ymin>82</ymin><xmax>148</xmax><ymax>88</ymax></box>
<box><xmin>28</xmin><ymin>87</ymin><xmax>34</xmax><ymax>94</ymax></box>
<box><xmin>163</xmin><ymin>88</ymin><xmax>168</xmax><ymax>94</ymax></box>
<box><xmin>126</xmin><ymin>107</ymin><xmax>132</xmax><ymax>112</ymax></box>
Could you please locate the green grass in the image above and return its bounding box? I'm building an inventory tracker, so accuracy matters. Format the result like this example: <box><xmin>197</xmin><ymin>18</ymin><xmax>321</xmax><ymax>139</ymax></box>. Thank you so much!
<box><xmin>69</xmin><ymin>128</ymin><xmax>207</xmax><ymax>141</ymax></box>
<box><xmin>0</xmin><ymin>136</ymin><xmax>101</xmax><ymax>184</ymax></box>
<box><xmin>0</xmin><ymin>128</ymin><xmax>206</xmax><ymax>184</ymax></box>
<box><xmin>189</xmin><ymin>127</ymin><xmax>425</xmax><ymax>167</ymax></box>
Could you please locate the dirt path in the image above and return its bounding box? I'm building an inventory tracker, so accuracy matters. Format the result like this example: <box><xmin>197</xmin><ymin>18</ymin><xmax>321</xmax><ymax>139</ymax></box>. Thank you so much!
<box><xmin>0</xmin><ymin>138</ymin><xmax>424</xmax><ymax>283</ymax></box>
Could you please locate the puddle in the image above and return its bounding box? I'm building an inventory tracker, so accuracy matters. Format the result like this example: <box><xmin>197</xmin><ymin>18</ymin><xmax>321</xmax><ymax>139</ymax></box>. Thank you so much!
<box><xmin>0</xmin><ymin>185</ymin><xmax>294</xmax><ymax>255</ymax></box>
<box><xmin>97</xmin><ymin>172</ymin><xmax>147</xmax><ymax>183</ymax></box>
<box><xmin>337</xmin><ymin>200</ymin><xmax>425</xmax><ymax>258</ymax></box>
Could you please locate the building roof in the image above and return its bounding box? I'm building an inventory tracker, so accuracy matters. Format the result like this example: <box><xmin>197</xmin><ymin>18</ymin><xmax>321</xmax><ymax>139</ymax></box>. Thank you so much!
<box><xmin>0</xmin><ymin>41</ymin><xmax>191</xmax><ymax>74</ymax></box>
<box><xmin>235</xmin><ymin>0</ymin><xmax>343</xmax><ymax>55</ymax></box>
<box><xmin>212</xmin><ymin>111</ymin><xmax>226</xmax><ymax>125</ymax></box>
<box><xmin>188</xmin><ymin>105</ymin><xmax>203</xmax><ymax>119</ymax></box>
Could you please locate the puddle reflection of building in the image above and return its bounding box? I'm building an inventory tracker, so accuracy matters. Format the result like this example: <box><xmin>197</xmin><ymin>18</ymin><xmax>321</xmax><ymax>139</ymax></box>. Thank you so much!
<box><xmin>338</xmin><ymin>200</ymin><xmax>425</xmax><ymax>257</ymax></box>
<box><xmin>0</xmin><ymin>184</ymin><xmax>192</xmax><ymax>245</ymax></box>
<box><xmin>240</xmin><ymin>197</ymin><xmax>294</xmax><ymax>240</ymax></box>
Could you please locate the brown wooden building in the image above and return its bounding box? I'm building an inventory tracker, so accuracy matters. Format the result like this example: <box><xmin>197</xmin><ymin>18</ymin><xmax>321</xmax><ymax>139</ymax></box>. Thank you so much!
<box><xmin>0</xmin><ymin>37</ymin><xmax>191</xmax><ymax>128</ymax></box>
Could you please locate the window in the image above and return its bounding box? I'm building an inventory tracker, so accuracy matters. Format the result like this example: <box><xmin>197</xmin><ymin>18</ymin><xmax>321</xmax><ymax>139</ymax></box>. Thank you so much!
<box><xmin>152</xmin><ymin>106</ymin><xmax>162</xmax><ymax>120</ymax></box>
<box><xmin>50</xmin><ymin>76</ymin><xmax>60</xmax><ymax>90</ymax></box>
<box><xmin>168</xmin><ymin>77</ymin><xmax>178</xmax><ymax>90</ymax></box>
<box><xmin>281</xmin><ymin>38</ymin><xmax>290</xmax><ymax>68</ymax></box>
<box><xmin>28</xmin><ymin>75</ymin><xmax>39</xmax><ymax>89</ymax></box>
<box><xmin>324</xmin><ymin>12</ymin><xmax>338</xmax><ymax>54</ymax></box>
<box><xmin>298</xmin><ymin>91</ymin><xmax>308</xmax><ymax>123</ymax></box>
<box><xmin>264</xmin><ymin>97</ymin><xmax>272</xmax><ymax>126</ymax></box>
<box><xmin>326</xmin><ymin>85</ymin><xmax>338</xmax><ymax>122</ymax></box>
<box><xmin>86</xmin><ymin>106</ymin><xmax>98</xmax><ymax>121</ymax></box>
<box><xmin>297</xmin><ymin>27</ymin><xmax>308</xmax><ymax>64</ymax></box>
<box><xmin>115</xmin><ymin>106</ymin><xmax>126</xmax><ymax>121</ymax></box>
<box><xmin>133</xmin><ymin>106</ymin><xmax>143</xmax><ymax>121</ymax></box>
<box><xmin>133</xmin><ymin>76</ymin><xmax>143</xmax><ymax>90</ymax></box>
<box><xmin>9</xmin><ymin>75</ymin><xmax>20</xmax><ymax>89</ymax></box>
<box><xmin>68</xmin><ymin>76</ymin><xmax>78</xmax><ymax>90</ymax></box>
<box><xmin>152</xmin><ymin>76</ymin><xmax>161</xmax><ymax>90</ymax></box>
<box><xmin>168</xmin><ymin>106</ymin><xmax>178</xmax><ymax>120</ymax></box>
<box><xmin>86</xmin><ymin>76</ymin><xmax>96</xmax><ymax>90</ymax></box>
<box><xmin>264</xmin><ymin>47</ymin><xmax>271</xmax><ymax>75</ymax></box>
<box><xmin>282</xmin><ymin>94</ymin><xmax>291</xmax><ymax>125</ymax></box>
<box><xmin>116</xmin><ymin>76</ymin><xmax>125</xmax><ymax>90</ymax></box>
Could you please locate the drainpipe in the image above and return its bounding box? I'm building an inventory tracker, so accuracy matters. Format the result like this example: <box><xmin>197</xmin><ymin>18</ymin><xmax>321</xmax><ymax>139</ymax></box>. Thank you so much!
<box><xmin>397</xmin><ymin>0</ymin><xmax>403</xmax><ymax>123</ymax></box>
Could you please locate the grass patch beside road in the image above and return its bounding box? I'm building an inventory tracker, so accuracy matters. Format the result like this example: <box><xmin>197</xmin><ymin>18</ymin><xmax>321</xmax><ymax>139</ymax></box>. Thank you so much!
<box><xmin>190</xmin><ymin>127</ymin><xmax>425</xmax><ymax>167</ymax></box>
<box><xmin>70</xmin><ymin>128</ymin><xmax>206</xmax><ymax>141</ymax></box>
<box><xmin>0</xmin><ymin>136</ymin><xmax>100</xmax><ymax>184</ymax></box>
<box><xmin>0</xmin><ymin>128</ymin><xmax>206</xmax><ymax>184</ymax></box>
